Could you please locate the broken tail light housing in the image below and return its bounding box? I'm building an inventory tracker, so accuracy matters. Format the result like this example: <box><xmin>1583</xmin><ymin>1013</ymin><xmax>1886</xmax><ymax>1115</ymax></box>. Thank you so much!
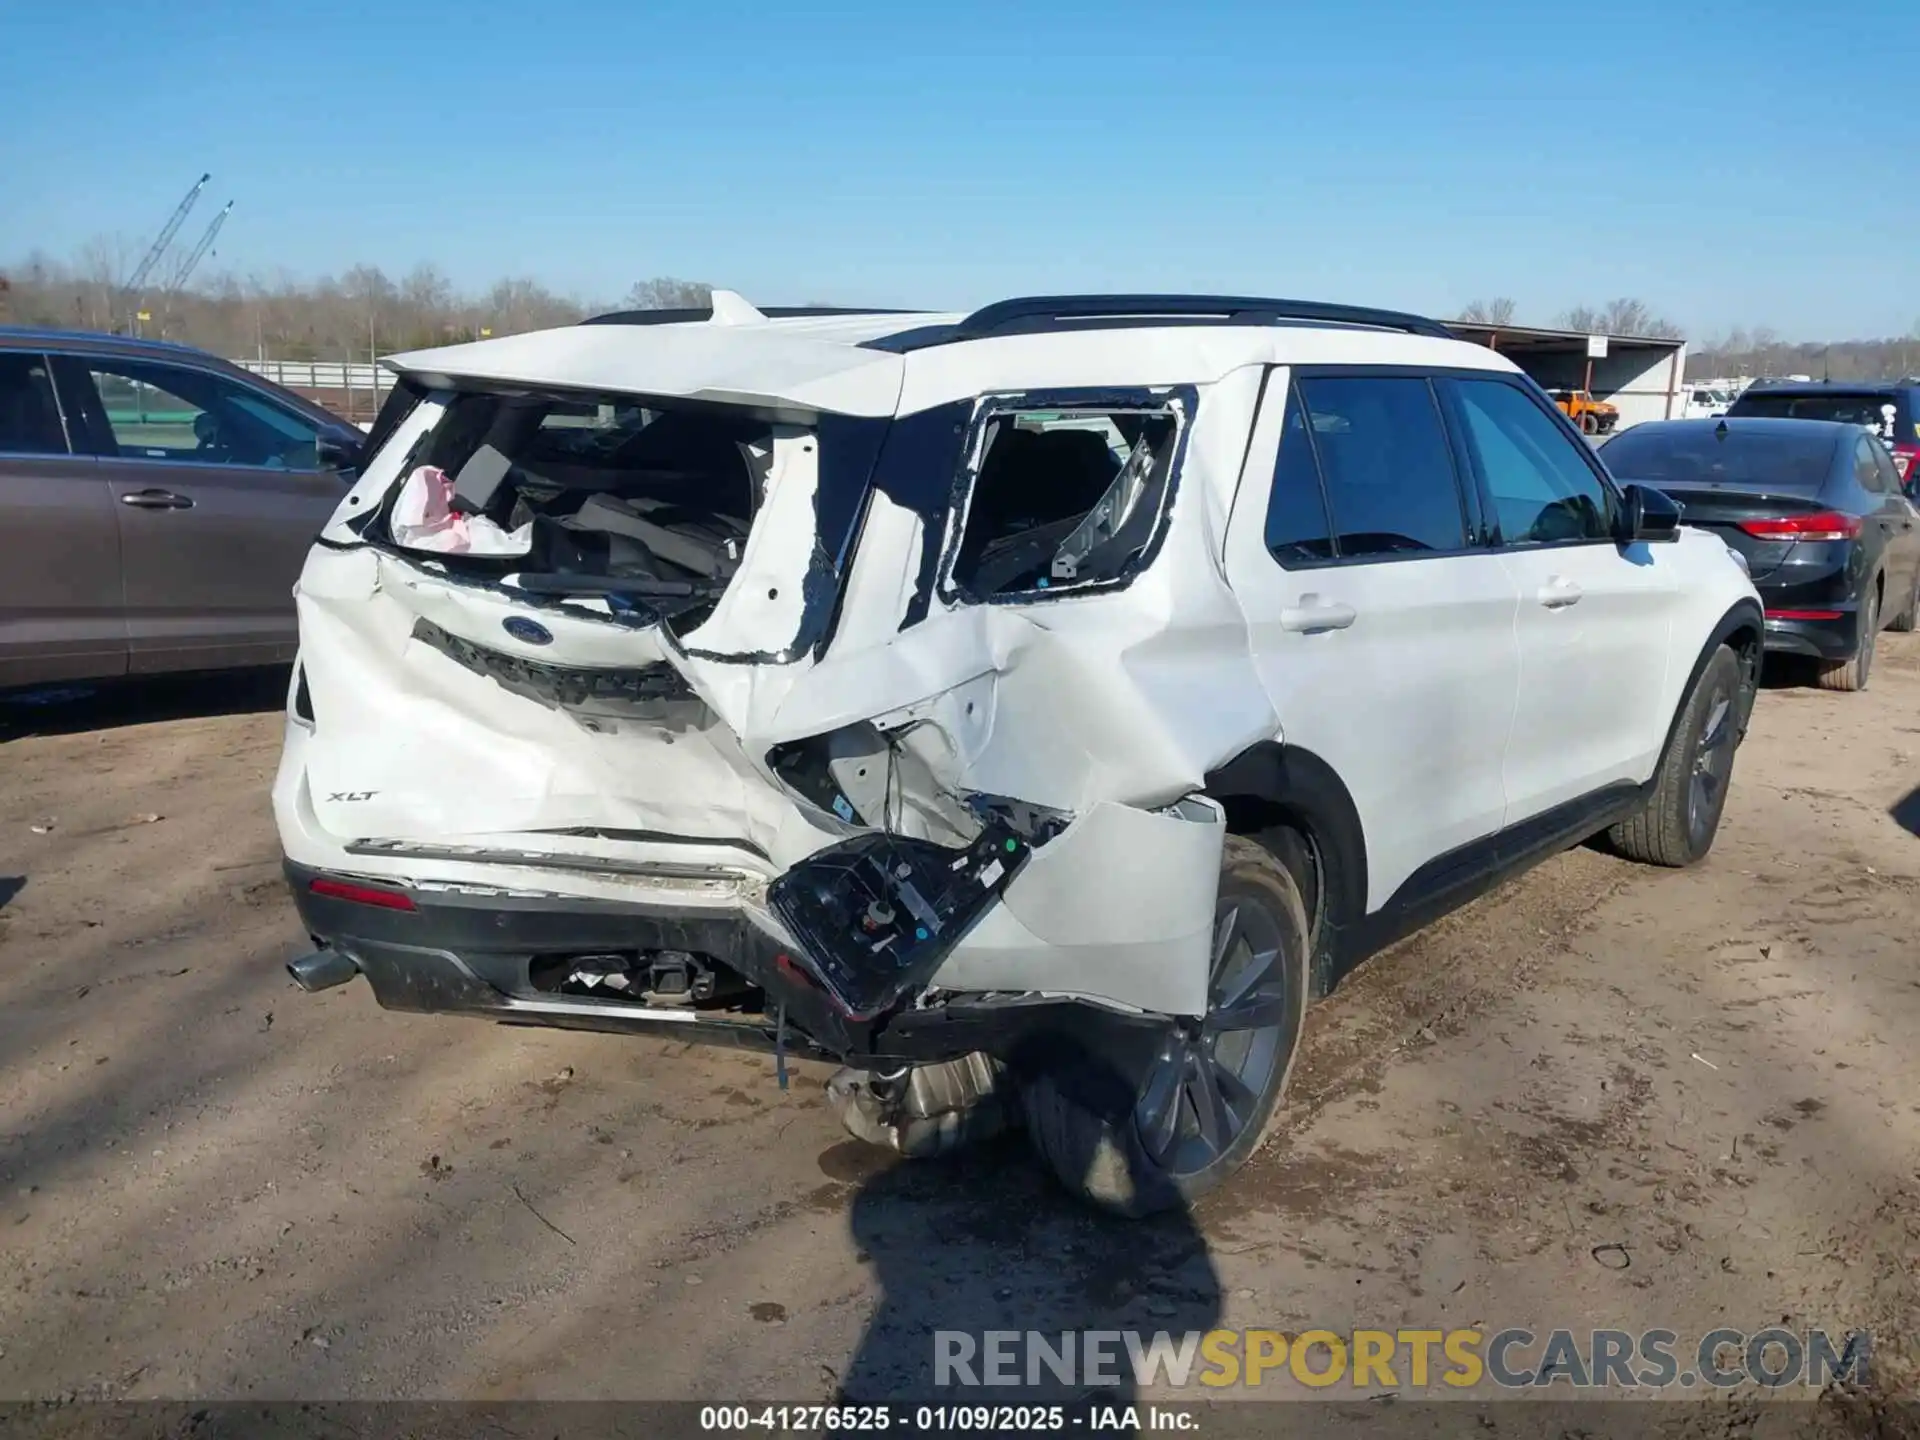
<box><xmin>1736</xmin><ymin>512</ymin><xmax>1861</xmax><ymax>542</ymax></box>
<box><xmin>768</xmin><ymin>824</ymin><xmax>1030</xmax><ymax>1021</ymax></box>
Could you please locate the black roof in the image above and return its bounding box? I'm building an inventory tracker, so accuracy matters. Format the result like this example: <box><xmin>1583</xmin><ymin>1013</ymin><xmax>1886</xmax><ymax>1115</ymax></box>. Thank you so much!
<box><xmin>1622</xmin><ymin>416</ymin><xmax>1855</xmax><ymax>436</ymax></box>
<box><xmin>0</xmin><ymin>324</ymin><xmax>218</xmax><ymax>359</ymax></box>
<box><xmin>1740</xmin><ymin>379</ymin><xmax>1915</xmax><ymax>395</ymax></box>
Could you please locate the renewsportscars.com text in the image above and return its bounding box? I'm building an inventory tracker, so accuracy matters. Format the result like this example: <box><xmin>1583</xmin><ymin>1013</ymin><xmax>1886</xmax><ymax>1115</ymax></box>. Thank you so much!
<box><xmin>934</xmin><ymin>1327</ymin><xmax>1870</xmax><ymax>1391</ymax></box>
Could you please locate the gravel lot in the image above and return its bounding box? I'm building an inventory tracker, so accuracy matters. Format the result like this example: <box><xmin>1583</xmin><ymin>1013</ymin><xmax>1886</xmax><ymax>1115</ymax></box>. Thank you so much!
<box><xmin>0</xmin><ymin>645</ymin><xmax>1917</xmax><ymax>1426</ymax></box>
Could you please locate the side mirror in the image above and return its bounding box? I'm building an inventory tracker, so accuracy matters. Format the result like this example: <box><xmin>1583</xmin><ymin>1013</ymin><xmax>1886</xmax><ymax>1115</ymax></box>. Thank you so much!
<box><xmin>1616</xmin><ymin>483</ymin><xmax>1681</xmax><ymax>544</ymax></box>
<box><xmin>316</xmin><ymin>433</ymin><xmax>363</xmax><ymax>476</ymax></box>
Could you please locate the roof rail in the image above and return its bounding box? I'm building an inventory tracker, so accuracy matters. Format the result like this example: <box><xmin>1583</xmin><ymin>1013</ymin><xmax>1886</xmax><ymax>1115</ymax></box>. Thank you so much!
<box><xmin>582</xmin><ymin>304</ymin><xmax>920</xmax><ymax>327</ymax></box>
<box><xmin>863</xmin><ymin>294</ymin><xmax>1456</xmax><ymax>352</ymax></box>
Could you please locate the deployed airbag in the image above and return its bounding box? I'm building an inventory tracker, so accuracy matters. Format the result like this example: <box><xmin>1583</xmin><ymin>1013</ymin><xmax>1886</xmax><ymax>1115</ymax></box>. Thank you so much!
<box><xmin>391</xmin><ymin>465</ymin><xmax>532</xmax><ymax>556</ymax></box>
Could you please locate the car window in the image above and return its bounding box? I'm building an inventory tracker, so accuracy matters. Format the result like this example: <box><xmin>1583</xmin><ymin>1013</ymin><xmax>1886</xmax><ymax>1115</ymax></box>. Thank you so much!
<box><xmin>83</xmin><ymin>359</ymin><xmax>322</xmax><ymax>470</ymax></box>
<box><xmin>1263</xmin><ymin>385</ymin><xmax>1336</xmax><ymax>565</ymax></box>
<box><xmin>1730</xmin><ymin>390</ymin><xmax>1898</xmax><ymax>439</ymax></box>
<box><xmin>1856</xmin><ymin>437</ymin><xmax>1888</xmax><ymax>494</ymax></box>
<box><xmin>1872</xmin><ymin>442</ymin><xmax>1906</xmax><ymax>497</ymax></box>
<box><xmin>1451</xmin><ymin>378</ymin><xmax>1614</xmax><ymax>543</ymax></box>
<box><xmin>947</xmin><ymin>396</ymin><xmax>1184</xmax><ymax>598</ymax></box>
<box><xmin>0</xmin><ymin>353</ymin><xmax>69</xmax><ymax>455</ymax></box>
<box><xmin>1602</xmin><ymin>424</ymin><xmax>1835</xmax><ymax>492</ymax></box>
<box><xmin>1291</xmin><ymin>375</ymin><xmax>1466</xmax><ymax>556</ymax></box>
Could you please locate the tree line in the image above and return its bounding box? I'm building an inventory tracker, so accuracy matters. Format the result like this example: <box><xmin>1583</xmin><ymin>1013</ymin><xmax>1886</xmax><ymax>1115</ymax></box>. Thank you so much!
<box><xmin>0</xmin><ymin>248</ymin><xmax>713</xmax><ymax>360</ymax></box>
<box><xmin>1457</xmin><ymin>296</ymin><xmax>1919</xmax><ymax>381</ymax></box>
<box><xmin>4</xmin><ymin>253</ymin><xmax>1915</xmax><ymax>385</ymax></box>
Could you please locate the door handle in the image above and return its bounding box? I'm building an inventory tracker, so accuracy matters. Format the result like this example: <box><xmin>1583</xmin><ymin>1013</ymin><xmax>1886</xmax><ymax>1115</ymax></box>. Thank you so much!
<box><xmin>1279</xmin><ymin>595</ymin><xmax>1357</xmax><ymax>633</ymax></box>
<box><xmin>1536</xmin><ymin>576</ymin><xmax>1583</xmax><ymax>608</ymax></box>
<box><xmin>119</xmin><ymin>488</ymin><xmax>194</xmax><ymax>510</ymax></box>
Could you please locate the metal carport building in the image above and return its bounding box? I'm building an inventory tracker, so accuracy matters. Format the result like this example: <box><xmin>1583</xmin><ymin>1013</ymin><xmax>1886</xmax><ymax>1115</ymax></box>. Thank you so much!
<box><xmin>1444</xmin><ymin>321</ymin><xmax>1687</xmax><ymax>432</ymax></box>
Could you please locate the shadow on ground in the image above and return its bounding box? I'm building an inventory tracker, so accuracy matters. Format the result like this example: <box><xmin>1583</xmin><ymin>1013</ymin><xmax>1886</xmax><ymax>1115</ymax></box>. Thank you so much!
<box><xmin>1893</xmin><ymin>786</ymin><xmax>1920</xmax><ymax>840</ymax></box>
<box><xmin>834</xmin><ymin>1058</ymin><xmax>1221</xmax><ymax>1435</ymax></box>
<box><xmin>0</xmin><ymin>667</ymin><xmax>290</xmax><ymax>741</ymax></box>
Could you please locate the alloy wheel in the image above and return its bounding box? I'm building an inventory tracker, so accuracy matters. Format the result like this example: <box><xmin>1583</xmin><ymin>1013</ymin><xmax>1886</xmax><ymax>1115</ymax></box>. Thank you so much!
<box><xmin>1856</xmin><ymin>590</ymin><xmax>1878</xmax><ymax>687</ymax></box>
<box><xmin>1132</xmin><ymin>893</ymin><xmax>1293</xmax><ymax>1178</ymax></box>
<box><xmin>1687</xmin><ymin>683</ymin><xmax>1736</xmax><ymax>848</ymax></box>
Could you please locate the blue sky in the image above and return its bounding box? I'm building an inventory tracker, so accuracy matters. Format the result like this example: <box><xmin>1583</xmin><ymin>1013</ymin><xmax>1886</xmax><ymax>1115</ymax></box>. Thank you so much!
<box><xmin>3</xmin><ymin>0</ymin><xmax>1915</xmax><ymax>340</ymax></box>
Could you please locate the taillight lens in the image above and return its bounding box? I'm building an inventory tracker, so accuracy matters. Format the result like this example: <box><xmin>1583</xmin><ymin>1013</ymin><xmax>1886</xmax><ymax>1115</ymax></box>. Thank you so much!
<box><xmin>309</xmin><ymin>877</ymin><xmax>416</xmax><ymax>912</ymax></box>
<box><xmin>1736</xmin><ymin>511</ymin><xmax>1861</xmax><ymax>542</ymax></box>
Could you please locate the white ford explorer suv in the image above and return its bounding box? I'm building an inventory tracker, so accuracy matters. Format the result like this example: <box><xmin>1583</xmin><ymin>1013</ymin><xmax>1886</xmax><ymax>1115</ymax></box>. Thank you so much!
<box><xmin>275</xmin><ymin>293</ymin><xmax>1763</xmax><ymax>1215</ymax></box>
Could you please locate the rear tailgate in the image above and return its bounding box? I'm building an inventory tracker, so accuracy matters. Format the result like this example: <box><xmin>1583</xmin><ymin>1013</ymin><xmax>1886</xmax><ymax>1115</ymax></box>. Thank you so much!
<box><xmin>1662</xmin><ymin>486</ymin><xmax>1833</xmax><ymax>579</ymax></box>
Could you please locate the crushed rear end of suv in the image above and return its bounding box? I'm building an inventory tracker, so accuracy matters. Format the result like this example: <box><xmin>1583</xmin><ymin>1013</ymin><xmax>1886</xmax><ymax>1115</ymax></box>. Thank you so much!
<box><xmin>276</xmin><ymin>293</ymin><xmax>1763</xmax><ymax>1214</ymax></box>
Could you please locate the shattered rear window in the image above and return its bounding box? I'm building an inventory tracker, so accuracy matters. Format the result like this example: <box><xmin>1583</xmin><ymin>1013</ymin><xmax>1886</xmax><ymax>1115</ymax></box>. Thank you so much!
<box><xmin>945</xmin><ymin>395</ymin><xmax>1186</xmax><ymax>600</ymax></box>
<box><xmin>374</xmin><ymin>389</ymin><xmax>781</xmax><ymax>621</ymax></box>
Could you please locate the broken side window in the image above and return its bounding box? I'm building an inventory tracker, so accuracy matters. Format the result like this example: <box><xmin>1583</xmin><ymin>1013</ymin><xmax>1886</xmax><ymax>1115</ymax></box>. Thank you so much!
<box><xmin>944</xmin><ymin>395</ymin><xmax>1185</xmax><ymax>601</ymax></box>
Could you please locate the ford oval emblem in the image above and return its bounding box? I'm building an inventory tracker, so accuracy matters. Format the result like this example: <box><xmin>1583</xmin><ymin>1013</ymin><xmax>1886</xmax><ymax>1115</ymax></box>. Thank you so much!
<box><xmin>502</xmin><ymin>616</ymin><xmax>553</xmax><ymax>646</ymax></box>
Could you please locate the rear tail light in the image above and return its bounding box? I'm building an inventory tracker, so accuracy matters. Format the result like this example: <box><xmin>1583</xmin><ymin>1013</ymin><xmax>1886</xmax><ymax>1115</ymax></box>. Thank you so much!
<box><xmin>1736</xmin><ymin>511</ymin><xmax>1861</xmax><ymax>541</ymax></box>
<box><xmin>308</xmin><ymin>877</ymin><xmax>417</xmax><ymax>912</ymax></box>
<box><xmin>1765</xmin><ymin>608</ymin><xmax>1844</xmax><ymax>621</ymax></box>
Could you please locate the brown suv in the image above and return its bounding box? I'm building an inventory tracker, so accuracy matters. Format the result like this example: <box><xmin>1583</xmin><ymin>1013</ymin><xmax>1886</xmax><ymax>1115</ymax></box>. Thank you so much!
<box><xmin>0</xmin><ymin>328</ymin><xmax>366</xmax><ymax>689</ymax></box>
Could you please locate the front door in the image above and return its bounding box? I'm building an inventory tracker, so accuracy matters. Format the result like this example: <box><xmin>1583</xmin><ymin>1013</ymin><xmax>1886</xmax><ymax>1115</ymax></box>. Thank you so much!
<box><xmin>53</xmin><ymin>354</ymin><xmax>346</xmax><ymax>674</ymax></box>
<box><xmin>1441</xmin><ymin>375</ymin><xmax>1678</xmax><ymax>822</ymax></box>
<box><xmin>0</xmin><ymin>351</ymin><xmax>125</xmax><ymax>687</ymax></box>
<box><xmin>1224</xmin><ymin>368</ymin><xmax>1522</xmax><ymax>913</ymax></box>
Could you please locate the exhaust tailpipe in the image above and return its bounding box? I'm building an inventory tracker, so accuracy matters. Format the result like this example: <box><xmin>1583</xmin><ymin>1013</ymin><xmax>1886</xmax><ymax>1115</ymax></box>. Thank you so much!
<box><xmin>287</xmin><ymin>949</ymin><xmax>359</xmax><ymax>993</ymax></box>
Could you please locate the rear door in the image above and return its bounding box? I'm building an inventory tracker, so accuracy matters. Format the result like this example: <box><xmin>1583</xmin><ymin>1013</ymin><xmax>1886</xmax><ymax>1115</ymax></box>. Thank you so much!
<box><xmin>53</xmin><ymin>353</ymin><xmax>347</xmax><ymax>674</ymax></box>
<box><xmin>1224</xmin><ymin>368</ymin><xmax>1521</xmax><ymax>912</ymax></box>
<box><xmin>0</xmin><ymin>351</ymin><xmax>125</xmax><ymax>687</ymax></box>
<box><xmin>1441</xmin><ymin>375</ymin><xmax>1678</xmax><ymax>820</ymax></box>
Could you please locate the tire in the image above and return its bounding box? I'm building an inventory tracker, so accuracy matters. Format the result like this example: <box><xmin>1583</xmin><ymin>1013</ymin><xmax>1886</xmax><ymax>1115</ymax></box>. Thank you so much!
<box><xmin>1815</xmin><ymin>585</ymin><xmax>1878</xmax><ymax>692</ymax></box>
<box><xmin>1888</xmin><ymin>570</ymin><xmax>1919</xmax><ymax>633</ymax></box>
<box><xmin>1021</xmin><ymin>835</ymin><xmax>1311</xmax><ymax>1218</ymax></box>
<box><xmin>1606</xmin><ymin>644</ymin><xmax>1742</xmax><ymax>868</ymax></box>
<box><xmin>1578</xmin><ymin>412</ymin><xmax>1599</xmax><ymax>435</ymax></box>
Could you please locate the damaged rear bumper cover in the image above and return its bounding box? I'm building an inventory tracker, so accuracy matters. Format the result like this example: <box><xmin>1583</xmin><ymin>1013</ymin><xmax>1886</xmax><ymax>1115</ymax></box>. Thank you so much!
<box><xmin>284</xmin><ymin>851</ymin><xmax>1175</xmax><ymax>1068</ymax></box>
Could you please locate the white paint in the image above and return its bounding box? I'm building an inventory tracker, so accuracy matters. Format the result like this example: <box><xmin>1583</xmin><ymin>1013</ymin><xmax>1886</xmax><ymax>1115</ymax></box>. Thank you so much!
<box><xmin>279</xmin><ymin>301</ymin><xmax>1759</xmax><ymax>1022</ymax></box>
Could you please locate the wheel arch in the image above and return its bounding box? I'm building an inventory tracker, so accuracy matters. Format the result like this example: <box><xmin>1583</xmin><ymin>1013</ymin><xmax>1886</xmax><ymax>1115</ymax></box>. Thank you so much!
<box><xmin>1670</xmin><ymin>596</ymin><xmax>1764</xmax><ymax>753</ymax></box>
<box><xmin>1202</xmin><ymin>741</ymin><xmax>1368</xmax><ymax>997</ymax></box>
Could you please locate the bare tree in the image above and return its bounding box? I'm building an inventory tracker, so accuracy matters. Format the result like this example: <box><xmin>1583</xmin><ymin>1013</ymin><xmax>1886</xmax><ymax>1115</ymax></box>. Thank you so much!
<box><xmin>1458</xmin><ymin>297</ymin><xmax>1517</xmax><ymax>325</ymax></box>
<box><xmin>1687</xmin><ymin>324</ymin><xmax>1920</xmax><ymax>382</ymax></box>
<box><xmin>339</xmin><ymin>264</ymin><xmax>396</xmax><ymax>362</ymax></box>
<box><xmin>621</xmin><ymin>277</ymin><xmax>712</xmax><ymax>310</ymax></box>
<box><xmin>1556</xmin><ymin>298</ymin><xmax>1682</xmax><ymax>339</ymax></box>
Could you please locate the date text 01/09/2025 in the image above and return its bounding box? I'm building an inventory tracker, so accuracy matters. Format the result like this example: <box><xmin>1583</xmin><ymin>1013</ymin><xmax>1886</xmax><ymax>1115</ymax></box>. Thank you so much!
<box><xmin>697</xmin><ymin>1404</ymin><xmax>1200</xmax><ymax>1432</ymax></box>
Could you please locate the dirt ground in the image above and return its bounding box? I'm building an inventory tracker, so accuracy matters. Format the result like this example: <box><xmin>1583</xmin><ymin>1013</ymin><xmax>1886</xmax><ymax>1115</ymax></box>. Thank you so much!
<box><xmin>1</xmin><ymin>643</ymin><xmax>1917</xmax><ymax>1429</ymax></box>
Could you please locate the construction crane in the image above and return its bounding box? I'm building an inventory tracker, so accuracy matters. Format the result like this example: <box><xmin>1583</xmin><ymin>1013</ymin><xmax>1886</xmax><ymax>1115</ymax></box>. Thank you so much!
<box><xmin>163</xmin><ymin>201</ymin><xmax>233</xmax><ymax>298</ymax></box>
<box><xmin>116</xmin><ymin>172</ymin><xmax>209</xmax><ymax>331</ymax></box>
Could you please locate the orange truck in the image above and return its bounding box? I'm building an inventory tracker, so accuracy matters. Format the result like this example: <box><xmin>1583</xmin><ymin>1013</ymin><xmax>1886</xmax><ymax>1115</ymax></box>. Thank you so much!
<box><xmin>1545</xmin><ymin>388</ymin><xmax>1619</xmax><ymax>435</ymax></box>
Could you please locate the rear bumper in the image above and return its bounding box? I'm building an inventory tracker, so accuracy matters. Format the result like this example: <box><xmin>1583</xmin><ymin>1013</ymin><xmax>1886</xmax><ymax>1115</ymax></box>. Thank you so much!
<box><xmin>287</xmin><ymin>858</ymin><xmax>856</xmax><ymax>1058</ymax></box>
<box><xmin>1760</xmin><ymin>610</ymin><xmax>1860</xmax><ymax>661</ymax></box>
<box><xmin>283</xmin><ymin>860</ymin><xmax>1164</xmax><ymax>1069</ymax></box>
